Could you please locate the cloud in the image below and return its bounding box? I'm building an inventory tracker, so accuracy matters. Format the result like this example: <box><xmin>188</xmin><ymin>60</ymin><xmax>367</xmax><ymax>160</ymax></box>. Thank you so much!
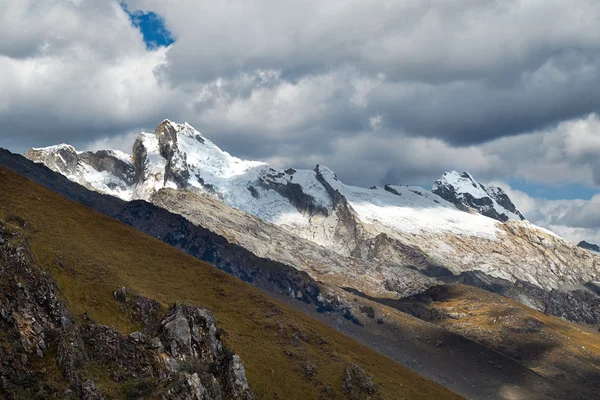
<box><xmin>0</xmin><ymin>0</ymin><xmax>180</xmax><ymax>150</ymax></box>
<box><xmin>0</xmin><ymin>1</ymin><xmax>145</xmax><ymax>59</ymax></box>
<box><xmin>0</xmin><ymin>0</ymin><xmax>599</xmax><ymax>232</ymax></box>
<box><xmin>84</xmin><ymin>131</ymin><xmax>141</xmax><ymax>154</ymax></box>
<box><xmin>277</xmin><ymin>131</ymin><xmax>506</xmax><ymax>188</ymax></box>
<box><xmin>553</xmin><ymin>195</ymin><xmax>600</xmax><ymax>230</ymax></box>
<box><xmin>119</xmin><ymin>0</ymin><xmax>600</xmax><ymax>145</ymax></box>
<box><xmin>483</xmin><ymin>114</ymin><xmax>600</xmax><ymax>187</ymax></box>
<box><xmin>126</xmin><ymin>0</ymin><xmax>600</xmax><ymax>81</ymax></box>
<box><xmin>369</xmin><ymin>55</ymin><xmax>600</xmax><ymax>145</ymax></box>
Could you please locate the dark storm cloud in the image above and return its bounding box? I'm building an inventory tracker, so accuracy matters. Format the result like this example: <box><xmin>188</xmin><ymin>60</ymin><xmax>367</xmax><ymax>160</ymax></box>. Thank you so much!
<box><xmin>121</xmin><ymin>0</ymin><xmax>600</xmax><ymax>149</ymax></box>
<box><xmin>369</xmin><ymin>52</ymin><xmax>600</xmax><ymax>145</ymax></box>
<box><xmin>127</xmin><ymin>0</ymin><xmax>600</xmax><ymax>83</ymax></box>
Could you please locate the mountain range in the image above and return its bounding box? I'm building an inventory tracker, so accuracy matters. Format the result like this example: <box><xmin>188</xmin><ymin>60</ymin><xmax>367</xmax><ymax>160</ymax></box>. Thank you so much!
<box><xmin>24</xmin><ymin>121</ymin><xmax>600</xmax><ymax>314</ymax></box>
<box><xmin>1</xmin><ymin>120</ymin><xmax>600</xmax><ymax>399</ymax></box>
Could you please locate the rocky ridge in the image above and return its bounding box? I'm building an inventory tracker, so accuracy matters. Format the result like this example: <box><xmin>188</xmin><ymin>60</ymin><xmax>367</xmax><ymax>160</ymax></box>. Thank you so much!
<box><xmin>25</xmin><ymin>144</ymin><xmax>135</xmax><ymax>200</ymax></box>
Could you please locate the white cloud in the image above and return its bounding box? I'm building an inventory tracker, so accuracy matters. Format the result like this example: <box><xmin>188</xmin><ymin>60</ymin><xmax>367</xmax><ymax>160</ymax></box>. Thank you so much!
<box><xmin>563</xmin><ymin>114</ymin><xmax>600</xmax><ymax>160</ymax></box>
<box><xmin>0</xmin><ymin>0</ymin><xmax>181</xmax><ymax>149</ymax></box>
<box><xmin>0</xmin><ymin>1</ymin><xmax>146</xmax><ymax>59</ymax></box>
<box><xmin>189</xmin><ymin>67</ymin><xmax>382</xmax><ymax>140</ymax></box>
<box><xmin>483</xmin><ymin>114</ymin><xmax>600</xmax><ymax>187</ymax></box>
<box><xmin>125</xmin><ymin>0</ymin><xmax>600</xmax><ymax>82</ymax></box>
<box><xmin>83</xmin><ymin>131</ymin><xmax>140</xmax><ymax>154</ymax></box>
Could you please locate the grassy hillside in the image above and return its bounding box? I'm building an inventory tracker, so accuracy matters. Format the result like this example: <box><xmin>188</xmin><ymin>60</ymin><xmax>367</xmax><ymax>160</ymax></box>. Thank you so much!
<box><xmin>0</xmin><ymin>165</ymin><xmax>462</xmax><ymax>399</ymax></box>
<box><xmin>394</xmin><ymin>284</ymin><xmax>600</xmax><ymax>398</ymax></box>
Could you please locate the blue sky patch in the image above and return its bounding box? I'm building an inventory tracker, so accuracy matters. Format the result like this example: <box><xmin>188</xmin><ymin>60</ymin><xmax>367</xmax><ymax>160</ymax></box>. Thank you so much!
<box><xmin>121</xmin><ymin>3</ymin><xmax>174</xmax><ymax>49</ymax></box>
<box><xmin>507</xmin><ymin>180</ymin><xmax>597</xmax><ymax>201</ymax></box>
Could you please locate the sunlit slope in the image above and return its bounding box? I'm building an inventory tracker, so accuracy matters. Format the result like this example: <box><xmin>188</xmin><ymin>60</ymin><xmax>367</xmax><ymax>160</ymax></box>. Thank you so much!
<box><xmin>0</xmin><ymin>165</ymin><xmax>462</xmax><ymax>400</ymax></box>
<box><xmin>396</xmin><ymin>284</ymin><xmax>600</xmax><ymax>392</ymax></box>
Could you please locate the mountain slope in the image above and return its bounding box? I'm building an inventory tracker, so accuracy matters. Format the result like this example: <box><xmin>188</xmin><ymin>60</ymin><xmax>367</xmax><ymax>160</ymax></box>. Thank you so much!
<box><xmin>5</xmin><ymin>151</ymin><xmax>600</xmax><ymax>398</ymax></box>
<box><xmin>0</xmin><ymin>224</ymin><xmax>254</xmax><ymax>400</ymax></box>
<box><xmin>6</xmin><ymin>154</ymin><xmax>600</xmax><ymax>400</ymax></box>
<box><xmin>378</xmin><ymin>283</ymin><xmax>600</xmax><ymax>398</ymax></box>
<box><xmin>0</xmin><ymin>165</ymin><xmax>461</xmax><ymax>400</ymax></box>
<box><xmin>24</xmin><ymin>121</ymin><xmax>600</xmax><ymax>328</ymax></box>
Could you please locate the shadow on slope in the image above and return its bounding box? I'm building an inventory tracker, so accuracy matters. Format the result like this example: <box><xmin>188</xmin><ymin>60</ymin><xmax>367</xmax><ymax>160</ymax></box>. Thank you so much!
<box><xmin>345</xmin><ymin>284</ymin><xmax>600</xmax><ymax>400</ymax></box>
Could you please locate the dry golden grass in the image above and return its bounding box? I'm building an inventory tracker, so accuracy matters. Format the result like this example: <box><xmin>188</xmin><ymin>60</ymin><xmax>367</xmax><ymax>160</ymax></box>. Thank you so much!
<box><xmin>0</xmin><ymin>166</ymin><xmax>462</xmax><ymax>400</ymax></box>
<box><xmin>414</xmin><ymin>284</ymin><xmax>600</xmax><ymax>391</ymax></box>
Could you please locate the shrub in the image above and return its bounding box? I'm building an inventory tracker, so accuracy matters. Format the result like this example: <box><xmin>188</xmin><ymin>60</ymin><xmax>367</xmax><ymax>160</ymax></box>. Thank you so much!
<box><xmin>4</xmin><ymin>214</ymin><xmax>26</xmax><ymax>227</ymax></box>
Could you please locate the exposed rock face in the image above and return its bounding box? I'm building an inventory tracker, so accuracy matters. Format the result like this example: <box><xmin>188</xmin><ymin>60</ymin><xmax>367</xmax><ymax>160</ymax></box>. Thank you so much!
<box><xmin>0</xmin><ymin>220</ymin><xmax>254</xmax><ymax>400</ymax></box>
<box><xmin>343</xmin><ymin>364</ymin><xmax>377</xmax><ymax>399</ymax></box>
<box><xmin>257</xmin><ymin>167</ymin><xmax>329</xmax><ymax>218</ymax></box>
<box><xmin>24</xmin><ymin>144</ymin><xmax>80</xmax><ymax>173</ymax></box>
<box><xmin>578</xmin><ymin>241</ymin><xmax>600</xmax><ymax>253</ymax></box>
<box><xmin>147</xmin><ymin>188</ymin><xmax>432</xmax><ymax>301</ymax></box>
<box><xmin>314</xmin><ymin>165</ymin><xmax>365</xmax><ymax>257</ymax></box>
<box><xmin>0</xmin><ymin>221</ymin><xmax>76</xmax><ymax>398</ymax></box>
<box><xmin>79</xmin><ymin>150</ymin><xmax>135</xmax><ymax>185</ymax></box>
<box><xmin>115</xmin><ymin>194</ymin><xmax>384</xmax><ymax>325</ymax></box>
<box><xmin>154</xmin><ymin>119</ymin><xmax>191</xmax><ymax>188</ymax></box>
<box><xmin>432</xmin><ymin>171</ymin><xmax>525</xmax><ymax>222</ymax></box>
<box><xmin>80</xmin><ymin>379</ymin><xmax>105</xmax><ymax>400</ymax></box>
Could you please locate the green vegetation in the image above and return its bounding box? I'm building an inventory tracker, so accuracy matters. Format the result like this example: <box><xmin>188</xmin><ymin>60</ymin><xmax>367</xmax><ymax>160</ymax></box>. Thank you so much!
<box><xmin>0</xmin><ymin>166</ymin><xmax>462</xmax><ymax>399</ymax></box>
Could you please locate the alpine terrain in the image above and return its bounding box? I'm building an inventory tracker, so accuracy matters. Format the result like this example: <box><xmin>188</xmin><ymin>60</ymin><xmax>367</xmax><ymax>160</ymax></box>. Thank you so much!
<box><xmin>25</xmin><ymin>120</ymin><xmax>600</xmax><ymax>323</ymax></box>
<box><xmin>1</xmin><ymin>120</ymin><xmax>599</xmax><ymax>399</ymax></box>
<box><xmin>0</xmin><ymin>164</ymin><xmax>460</xmax><ymax>400</ymax></box>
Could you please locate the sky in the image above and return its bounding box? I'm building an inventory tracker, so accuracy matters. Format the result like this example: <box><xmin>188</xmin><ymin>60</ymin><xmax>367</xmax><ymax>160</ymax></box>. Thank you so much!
<box><xmin>0</xmin><ymin>0</ymin><xmax>599</xmax><ymax>244</ymax></box>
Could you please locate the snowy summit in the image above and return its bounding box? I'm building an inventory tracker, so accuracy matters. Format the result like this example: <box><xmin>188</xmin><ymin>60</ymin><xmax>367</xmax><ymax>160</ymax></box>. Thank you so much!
<box><xmin>25</xmin><ymin>120</ymin><xmax>523</xmax><ymax>242</ymax></box>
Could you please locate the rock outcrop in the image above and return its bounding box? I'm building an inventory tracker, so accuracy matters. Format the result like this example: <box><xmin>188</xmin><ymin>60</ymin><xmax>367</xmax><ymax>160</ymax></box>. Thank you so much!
<box><xmin>343</xmin><ymin>364</ymin><xmax>377</xmax><ymax>399</ymax></box>
<box><xmin>578</xmin><ymin>241</ymin><xmax>600</xmax><ymax>253</ymax></box>
<box><xmin>0</xmin><ymin>220</ymin><xmax>254</xmax><ymax>400</ymax></box>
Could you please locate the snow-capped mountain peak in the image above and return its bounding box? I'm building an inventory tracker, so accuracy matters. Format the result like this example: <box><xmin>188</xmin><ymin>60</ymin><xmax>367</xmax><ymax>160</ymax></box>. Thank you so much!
<box><xmin>432</xmin><ymin>170</ymin><xmax>525</xmax><ymax>222</ymax></box>
<box><xmin>25</xmin><ymin>122</ymin><xmax>508</xmax><ymax>241</ymax></box>
<box><xmin>143</xmin><ymin>119</ymin><xmax>266</xmax><ymax>179</ymax></box>
<box><xmin>24</xmin><ymin>122</ymin><xmax>526</xmax><ymax>239</ymax></box>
